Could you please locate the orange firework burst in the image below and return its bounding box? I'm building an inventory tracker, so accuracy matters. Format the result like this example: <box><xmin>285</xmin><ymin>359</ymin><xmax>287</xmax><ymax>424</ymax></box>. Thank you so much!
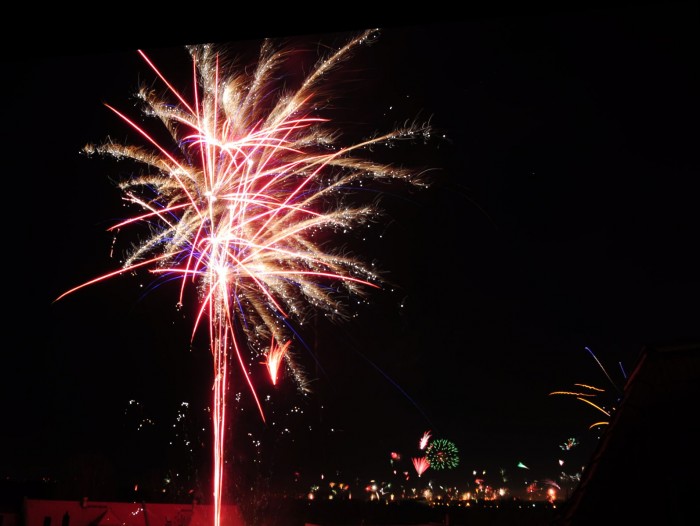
<box><xmin>57</xmin><ymin>29</ymin><xmax>431</xmax><ymax>526</ymax></box>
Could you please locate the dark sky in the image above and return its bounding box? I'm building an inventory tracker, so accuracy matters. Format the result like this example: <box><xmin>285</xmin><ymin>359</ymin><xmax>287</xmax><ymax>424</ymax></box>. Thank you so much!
<box><xmin>3</xmin><ymin>1</ymin><xmax>698</xmax><ymax>503</ymax></box>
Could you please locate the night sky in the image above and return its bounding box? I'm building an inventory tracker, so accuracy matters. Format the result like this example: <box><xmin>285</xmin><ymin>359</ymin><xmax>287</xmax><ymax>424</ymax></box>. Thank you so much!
<box><xmin>3</xmin><ymin>1</ymin><xmax>698</xmax><ymax>503</ymax></box>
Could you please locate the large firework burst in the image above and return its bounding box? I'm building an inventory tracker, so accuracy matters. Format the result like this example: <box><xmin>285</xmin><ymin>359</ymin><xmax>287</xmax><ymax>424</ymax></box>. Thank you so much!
<box><xmin>426</xmin><ymin>438</ymin><xmax>460</xmax><ymax>470</ymax></box>
<box><xmin>58</xmin><ymin>29</ymin><xmax>431</xmax><ymax>525</ymax></box>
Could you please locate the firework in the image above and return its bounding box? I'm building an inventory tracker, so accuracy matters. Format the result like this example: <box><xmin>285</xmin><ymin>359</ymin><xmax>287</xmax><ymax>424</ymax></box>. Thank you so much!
<box><xmin>412</xmin><ymin>457</ymin><xmax>430</xmax><ymax>477</ymax></box>
<box><xmin>550</xmin><ymin>382</ymin><xmax>612</xmax><ymax>430</ymax></box>
<box><xmin>57</xmin><ymin>29</ymin><xmax>430</xmax><ymax>525</ymax></box>
<box><xmin>549</xmin><ymin>347</ymin><xmax>626</xmax><ymax>430</ymax></box>
<box><xmin>264</xmin><ymin>338</ymin><xmax>290</xmax><ymax>386</ymax></box>
<box><xmin>425</xmin><ymin>438</ymin><xmax>459</xmax><ymax>470</ymax></box>
<box><xmin>419</xmin><ymin>430</ymin><xmax>432</xmax><ymax>450</ymax></box>
<box><xmin>559</xmin><ymin>437</ymin><xmax>579</xmax><ymax>450</ymax></box>
<box><xmin>542</xmin><ymin>478</ymin><xmax>561</xmax><ymax>490</ymax></box>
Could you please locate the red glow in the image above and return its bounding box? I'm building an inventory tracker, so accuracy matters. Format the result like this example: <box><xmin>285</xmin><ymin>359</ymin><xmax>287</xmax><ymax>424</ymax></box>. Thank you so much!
<box><xmin>412</xmin><ymin>456</ymin><xmax>430</xmax><ymax>477</ymax></box>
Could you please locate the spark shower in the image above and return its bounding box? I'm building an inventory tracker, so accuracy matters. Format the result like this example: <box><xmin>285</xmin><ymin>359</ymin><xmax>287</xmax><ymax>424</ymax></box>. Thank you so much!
<box><xmin>57</xmin><ymin>29</ymin><xmax>432</xmax><ymax>525</ymax></box>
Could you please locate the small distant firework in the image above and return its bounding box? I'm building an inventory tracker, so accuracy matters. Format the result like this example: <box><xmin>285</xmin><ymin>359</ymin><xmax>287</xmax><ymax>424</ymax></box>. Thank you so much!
<box><xmin>389</xmin><ymin>451</ymin><xmax>401</xmax><ymax>472</ymax></box>
<box><xmin>559</xmin><ymin>437</ymin><xmax>579</xmax><ymax>451</ymax></box>
<box><xmin>412</xmin><ymin>456</ymin><xmax>430</xmax><ymax>477</ymax></box>
<box><xmin>517</xmin><ymin>461</ymin><xmax>529</xmax><ymax>469</ymax></box>
<box><xmin>561</xmin><ymin>471</ymin><xmax>582</xmax><ymax>483</ymax></box>
<box><xmin>419</xmin><ymin>430</ymin><xmax>432</xmax><ymax>450</ymax></box>
<box><xmin>542</xmin><ymin>478</ymin><xmax>561</xmax><ymax>490</ymax></box>
<box><xmin>425</xmin><ymin>438</ymin><xmax>459</xmax><ymax>470</ymax></box>
<box><xmin>264</xmin><ymin>338</ymin><xmax>290</xmax><ymax>386</ymax></box>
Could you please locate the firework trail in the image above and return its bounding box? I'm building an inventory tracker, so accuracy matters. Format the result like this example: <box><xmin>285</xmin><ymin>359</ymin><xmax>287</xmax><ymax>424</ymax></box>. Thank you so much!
<box><xmin>549</xmin><ymin>383</ymin><xmax>611</xmax><ymax>428</ymax></box>
<box><xmin>56</xmin><ymin>29</ymin><xmax>430</xmax><ymax>525</ymax></box>
<box><xmin>264</xmin><ymin>338</ymin><xmax>290</xmax><ymax>386</ymax></box>
<box><xmin>550</xmin><ymin>347</ymin><xmax>626</xmax><ymax>430</ymax></box>
<box><xmin>584</xmin><ymin>346</ymin><xmax>622</xmax><ymax>394</ymax></box>
<box><xmin>419</xmin><ymin>430</ymin><xmax>431</xmax><ymax>450</ymax></box>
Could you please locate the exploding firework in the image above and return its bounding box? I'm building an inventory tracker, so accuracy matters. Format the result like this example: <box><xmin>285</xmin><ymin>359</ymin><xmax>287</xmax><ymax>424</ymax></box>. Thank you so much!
<box><xmin>264</xmin><ymin>338</ymin><xmax>290</xmax><ymax>386</ymax></box>
<box><xmin>559</xmin><ymin>437</ymin><xmax>579</xmax><ymax>451</ymax></box>
<box><xmin>57</xmin><ymin>29</ymin><xmax>431</xmax><ymax>526</ymax></box>
<box><xmin>419</xmin><ymin>430</ymin><xmax>432</xmax><ymax>450</ymax></box>
<box><xmin>412</xmin><ymin>456</ymin><xmax>430</xmax><ymax>477</ymax></box>
<box><xmin>425</xmin><ymin>438</ymin><xmax>460</xmax><ymax>470</ymax></box>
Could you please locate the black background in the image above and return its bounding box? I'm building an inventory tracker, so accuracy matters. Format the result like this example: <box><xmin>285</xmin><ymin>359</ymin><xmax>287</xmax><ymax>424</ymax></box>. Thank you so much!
<box><xmin>3</xmin><ymin>0</ymin><xmax>698</xmax><ymax>503</ymax></box>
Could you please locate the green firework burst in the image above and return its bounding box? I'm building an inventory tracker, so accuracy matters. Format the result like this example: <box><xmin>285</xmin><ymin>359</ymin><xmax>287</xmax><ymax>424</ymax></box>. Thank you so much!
<box><xmin>426</xmin><ymin>438</ymin><xmax>459</xmax><ymax>470</ymax></box>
